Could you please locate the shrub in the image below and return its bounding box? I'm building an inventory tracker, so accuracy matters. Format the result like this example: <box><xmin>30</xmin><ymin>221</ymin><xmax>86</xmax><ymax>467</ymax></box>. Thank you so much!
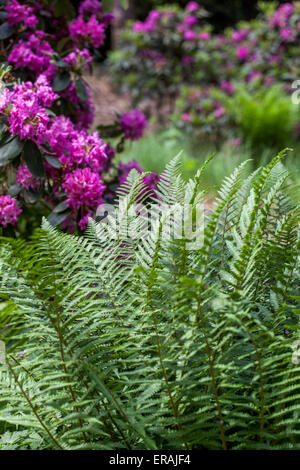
<box><xmin>221</xmin><ymin>83</ymin><xmax>299</xmax><ymax>154</ymax></box>
<box><xmin>0</xmin><ymin>152</ymin><xmax>300</xmax><ymax>450</ymax></box>
<box><xmin>0</xmin><ymin>1</ymin><xmax>149</xmax><ymax>236</ymax></box>
<box><xmin>113</xmin><ymin>1</ymin><xmax>300</xmax><ymax>144</ymax></box>
<box><xmin>110</xmin><ymin>2</ymin><xmax>210</xmax><ymax>106</ymax></box>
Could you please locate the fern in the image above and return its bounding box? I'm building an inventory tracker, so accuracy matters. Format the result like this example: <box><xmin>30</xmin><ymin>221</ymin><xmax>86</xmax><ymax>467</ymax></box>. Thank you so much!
<box><xmin>0</xmin><ymin>154</ymin><xmax>300</xmax><ymax>450</ymax></box>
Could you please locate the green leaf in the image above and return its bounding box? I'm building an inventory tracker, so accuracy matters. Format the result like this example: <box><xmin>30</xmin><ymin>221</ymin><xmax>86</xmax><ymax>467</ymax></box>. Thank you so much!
<box><xmin>7</xmin><ymin>184</ymin><xmax>22</xmax><ymax>197</ymax></box>
<box><xmin>47</xmin><ymin>209</ymin><xmax>71</xmax><ymax>227</ymax></box>
<box><xmin>52</xmin><ymin>72</ymin><xmax>71</xmax><ymax>92</ymax></box>
<box><xmin>24</xmin><ymin>190</ymin><xmax>41</xmax><ymax>204</ymax></box>
<box><xmin>24</xmin><ymin>141</ymin><xmax>45</xmax><ymax>178</ymax></box>
<box><xmin>0</xmin><ymin>136</ymin><xmax>23</xmax><ymax>166</ymax></box>
<box><xmin>0</xmin><ymin>22</ymin><xmax>15</xmax><ymax>40</ymax></box>
<box><xmin>45</xmin><ymin>154</ymin><xmax>61</xmax><ymax>169</ymax></box>
<box><xmin>53</xmin><ymin>201</ymin><xmax>68</xmax><ymax>214</ymax></box>
<box><xmin>75</xmin><ymin>77</ymin><xmax>88</xmax><ymax>103</ymax></box>
<box><xmin>57</xmin><ymin>37</ymin><xmax>71</xmax><ymax>52</ymax></box>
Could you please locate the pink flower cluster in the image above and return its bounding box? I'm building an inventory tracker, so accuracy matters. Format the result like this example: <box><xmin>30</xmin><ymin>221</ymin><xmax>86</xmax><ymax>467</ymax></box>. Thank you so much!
<box><xmin>8</xmin><ymin>32</ymin><xmax>56</xmax><ymax>80</ymax></box>
<box><xmin>79</xmin><ymin>0</ymin><xmax>103</xmax><ymax>16</ymax></box>
<box><xmin>133</xmin><ymin>10</ymin><xmax>161</xmax><ymax>33</ymax></box>
<box><xmin>63</xmin><ymin>168</ymin><xmax>105</xmax><ymax>210</ymax></box>
<box><xmin>236</xmin><ymin>46</ymin><xmax>249</xmax><ymax>61</ymax></box>
<box><xmin>270</xmin><ymin>3</ymin><xmax>294</xmax><ymax>28</ymax></box>
<box><xmin>120</xmin><ymin>110</ymin><xmax>147</xmax><ymax>141</ymax></box>
<box><xmin>63</xmin><ymin>49</ymin><xmax>93</xmax><ymax>71</ymax></box>
<box><xmin>16</xmin><ymin>164</ymin><xmax>40</xmax><ymax>191</ymax></box>
<box><xmin>69</xmin><ymin>15</ymin><xmax>106</xmax><ymax>48</ymax></box>
<box><xmin>58</xmin><ymin>129</ymin><xmax>107</xmax><ymax>173</ymax></box>
<box><xmin>0</xmin><ymin>196</ymin><xmax>22</xmax><ymax>228</ymax></box>
<box><xmin>231</xmin><ymin>28</ymin><xmax>249</xmax><ymax>43</ymax></box>
<box><xmin>6</xmin><ymin>0</ymin><xmax>38</xmax><ymax>29</ymax></box>
<box><xmin>186</xmin><ymin>2</ymin><xmax>199</xmax><ymax>12</ymax></box>
<box><xmin>0</xmin><ymin>75</ymin><xmax>57</xmax><ymax>143</ymax></box>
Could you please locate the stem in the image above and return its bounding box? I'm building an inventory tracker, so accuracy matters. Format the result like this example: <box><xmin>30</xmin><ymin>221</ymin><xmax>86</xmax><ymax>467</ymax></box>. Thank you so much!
<box><xmin>7</xmin><ymin>359</ymin><xmax>65</xmax><ymax>450</ymax></box>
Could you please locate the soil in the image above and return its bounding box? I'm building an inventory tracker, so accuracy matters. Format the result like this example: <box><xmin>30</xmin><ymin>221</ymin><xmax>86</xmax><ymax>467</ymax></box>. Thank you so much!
<box><xmin>84</xmin><ymin>68</ymin><xmax>132</xmax><ymax>131</ymax></box>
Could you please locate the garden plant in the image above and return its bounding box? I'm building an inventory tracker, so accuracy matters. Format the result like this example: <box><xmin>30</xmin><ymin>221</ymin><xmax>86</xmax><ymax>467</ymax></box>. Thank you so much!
<box><xmin>1</xmin><ymin>0</ymin><xmax>300</xmax><ymax>453</ymax></box>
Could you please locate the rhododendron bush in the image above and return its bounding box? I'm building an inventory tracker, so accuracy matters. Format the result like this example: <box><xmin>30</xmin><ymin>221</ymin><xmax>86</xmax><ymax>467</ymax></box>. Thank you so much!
<box><xmin>111</xmin><ymin>1</ymin><xmax>300</xmax><ymax>145</ymax></box>
<box><xmin>0</xmin><ymin>0</ymin><xmax>148</xmax><ymax>235</ymax></box>
<box><xmin>110</xmin><ymin>2</ymin><xmax>211</xmax><ymax>110</ymax></box>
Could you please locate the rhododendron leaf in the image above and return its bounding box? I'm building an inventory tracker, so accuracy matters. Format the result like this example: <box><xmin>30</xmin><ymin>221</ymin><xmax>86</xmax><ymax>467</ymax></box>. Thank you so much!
<box><xmin>53</xmin><ymin>201</ymin><xmax>68</xmax><ymax>214</ymax></box>
<box><xmin>24</xmin><ymin>190</ymin><xmax>41</xmax><ymax>204</ymax></box>
<box><xmin>0</xmin><ymin>22</ymin><xmax>15</xmax><ymax>40</ymax></box>
<box><xmin>0</xmin><ymin>136</ymin><xmax>23</xmax><ymax>166</ymax></box>
<box><xmin>45</xmin><ymin>154</ymin><xmax>61</xmax><ymax>169</ymax></box>
<box><xmin>75</xmin><ymin>77</ymin><xmax>87</xmax><ymax>103</ymax></box>
<box><xmin>57</xmin><ymin>37</ymin><xmax>71</xmax><ymax>52</ymax></box>
<box><xmin>24</xmin><ymin>141</ymin><xmax>45</xmax><ymax>178</ymax></box>
<box><xmin>48</xmin><ymin>209</ymin><xmax>71</xmax><ymax>227</ymax></box>
<box><xmin>7</xmin><ymin>183</ymin><xmax>22</xmax><ymax>197</ymax></box>
<box><xmin>52</xmin><ymin>72</ymin><xmax>71</xmax><ymax>92</ymax></box>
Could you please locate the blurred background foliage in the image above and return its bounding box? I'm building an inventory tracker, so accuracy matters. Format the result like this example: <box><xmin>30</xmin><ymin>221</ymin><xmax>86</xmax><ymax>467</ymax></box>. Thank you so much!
<box><xmin>125</xmin><ymin>0</ymin><xmax>286</xmax><ymax>31</ymax></box>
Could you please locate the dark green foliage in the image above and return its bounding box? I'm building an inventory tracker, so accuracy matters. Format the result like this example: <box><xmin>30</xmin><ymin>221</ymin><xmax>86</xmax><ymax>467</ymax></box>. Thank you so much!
<box><xmin>0</xmin><ymin>153</ymin><xmax>300</xmax><ymax>450</ymax></box>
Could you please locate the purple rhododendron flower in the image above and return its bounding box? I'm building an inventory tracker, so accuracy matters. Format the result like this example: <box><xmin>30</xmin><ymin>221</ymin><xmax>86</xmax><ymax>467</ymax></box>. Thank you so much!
<box><xmin>7</xmin><ymin>91</ymin><xmax>49</xmax><ymax>143</ymax></box>
<box><xmin>181</xmin><ymin>55</ymin><xmax>194</xmax><ymax>66</ymax></box>
<box><xmin>8</xmin><ymin>32</ymin><xmax>56</xmax><ymax>80</ymax></box>
<box><xmin>280</xmin><ymin>27</ymin><xmax>295</xmax><ymax>41</ymax></box>
<box><xmin>63</xmin><ymin>168</ymin><xmax>105</xmax><ymax>210</ymax></box>
<box><xmin>270</xmin><ymin>3</ymin><xmax>294</xmax><ymax>28</ymax></box>
<box><xmin>120</xmin><ymin>110</ymin><xmax>147</xmax><ymax>141</ymax></box>
<box><xmin>186</xmin><ymin>1</ymin><xmax>199</xmax><ymax>11</ymax></box>
<box><xmin>231</xmin><ymin>29</ymin><xmax>249</xmax><ymax>43</ymax></box>
<box><xmin>13</xmin><ymin>75</ymin><xmax>58</xmax><ymax>108</ymax></box>
<box><xmin>182</xmin><ymin>113</ymin><xmax>192</xmax><ymax>122</ymax></box>
<box><xmin>183</xmin><ymin>15</ymin><xmax>198</xmax><ymax>27</ymax></box>
<box><xmin>0</xmin><ymin>88</ymin><xmax>11</xmax><ymax>113</ymax></box>
<box><xmin>237</xmin><ymin>46</ymin><xmax>249</xmax><ymax>61</ymax></box>
<box><xmin>16</xmin><ymin>164</ymin><xmax>40</xmax><ymax>191</ymax></box>
<box><xmin>133</xmin><ymin>10</ymin><xmax>160</xmax><ymax>33</ymax></box>
<box><xmin>45</xmin><ymin>115</ymin><xmax>77</xmax><ymax>157</ymax></box>
<box><xmin>221</xmin><ymin>81</ymin><xmax>235</xmax><ymax>95</ymax></box>
<box><xmin>2</xmin><ymin>77</ymin><xmax>56</xmax><ymax>143</ymax></box>
<box><xmin>63</xmin><ymin>48</ymin><xmax>93</xmax><ymax>70</ymax></box>
<box><xmin>69</xmin><ymin>14</ymin><xmax>106</xmax><ymax>48</ymax></box>
<box><xmin>6</xmin><ymin>0</ymin><xmax>38</xmax><ymax>29</ymax></box>
<box><xmin>79</xmin><ymin>0</ymin><xmax>102</xmax><ymax>16</ymax></box>
<box><xmin>183</xmin><ymin>30</ymin><xmax>197</xmax><ymax>41</ymax></box>
<box><xmin>0</xmin><ymin>195</ymin><xmax>22</xmax><ymax>227</ymax></box>
<box><xmin>67</xmin><ymin>131</ymin><xmax>107</xmax><ymax>172</ymax></box>
<box><xmin>214</xmin><ymin>106</ymin><xmax>225</xmax><ymax>119</ymax></box>
<box><xmin>199</xmin><ymin>31</ymin><xmax>210</xmax><ymax>40</ymax></box>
